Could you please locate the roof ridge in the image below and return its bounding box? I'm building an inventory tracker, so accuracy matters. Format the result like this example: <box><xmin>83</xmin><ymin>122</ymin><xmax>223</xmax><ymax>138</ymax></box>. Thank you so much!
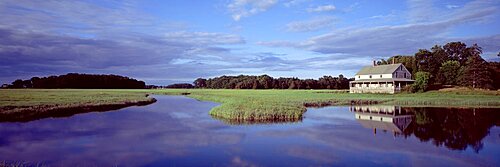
<box><xmin>355</xmin><ymin>63</ymin><xmax>402</xmax><ymax>75</ymax></box>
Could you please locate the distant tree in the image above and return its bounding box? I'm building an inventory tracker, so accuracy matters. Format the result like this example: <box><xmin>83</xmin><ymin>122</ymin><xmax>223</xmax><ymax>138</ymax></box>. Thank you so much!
<box><xmin>488</xmin><ymin>62</ymin><xmax>500</xmax><ymax>90</ymax></box>
<box><xmin>7</xmin><ymin>73</ymin><xmax>145</xmax><ymax>89</ymax></box>
<box><xmin>257</xmin><ymin>75</ymin><xmax>273</xmax><ymax>89</ymax></box>
<box><xmin>412</xmin><ymin>72</ymin><xmax>430</xmax><ymax>92</ymax></box>
<box><xmin>380</xmin><ymin>55</ymin><xmax>417</xmax><ymax>76</ymax></box>
<box><xmin>459</xmin><ymin>55</ymin><xmax>492</xmax><ymax>89</ymax></box>
<box><xmin>444</xmin><ymin>42</ymin><xmax>467</xmax><ymax>63</ymax></box>
<box><xmin>193</xmin><ymin>78</ymin><xmax>207</xmax><ymax>88</ymax></box>
<box><xmin>464</xmin><ymin>43</ymin><xmax>483</xmax><ymax>61</ymax></box>
<box><xmin>438</xmin><ymin>60</ymin><xmax>461</xmax><ymax>85</ymax></box>
<box><xmin>165</xmin><ymin>83</ymin><xmax>194</xmax><ymax>89</ymax></box>
<box><xmin>415</xmin><ymin>49</ymin><xmax>433</xmax><ymax>73</ymax></box>
<box><xmin>11</xmin><ymin>79</ymin><xmax>25</xmax><ymax>88</ymax></box>
<box><xmin>193</xmin><ymin>74</ymin><xmax>353</xmax><ymax>90</ymax></box>
<box><xmin>376</xmin><ymin>59</ymin><xmax>388</xmax><ymax>65</ymax></box>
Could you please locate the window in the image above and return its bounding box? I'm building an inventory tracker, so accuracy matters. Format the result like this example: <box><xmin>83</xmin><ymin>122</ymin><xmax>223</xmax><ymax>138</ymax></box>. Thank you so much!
<box><xmin>404</xmin><ymin>73</ymin><xmax>406</xmax><ymax>78</ymax></box>
<box><xmin>394</xmin><ymin>72</ymin><xmax>398</xmax><ymax>78</ymax></box>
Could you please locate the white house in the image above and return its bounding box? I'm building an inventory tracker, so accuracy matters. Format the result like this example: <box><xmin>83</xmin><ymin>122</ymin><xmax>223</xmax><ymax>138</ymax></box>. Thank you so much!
<box><xmin>350</xmin><ymin>62</ymin><xmax>414</xmax><ymax>94</ymax></box>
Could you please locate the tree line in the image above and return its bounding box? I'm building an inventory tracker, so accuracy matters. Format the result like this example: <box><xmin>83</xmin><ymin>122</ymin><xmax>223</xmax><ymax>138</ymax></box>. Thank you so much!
<box><xmin>2</xmin><ymin>73</ymin><xmax>146</xmax><ymax>89</ymax></box>
<box><xmin>376</xmin><ymin>42</ymin><xmax>499</xmax><ymax>91</ymax></box>
<box><xmin>192</xmin><ymin>74</ymin><xmax>352</xmax><ymax>89</ymax></box>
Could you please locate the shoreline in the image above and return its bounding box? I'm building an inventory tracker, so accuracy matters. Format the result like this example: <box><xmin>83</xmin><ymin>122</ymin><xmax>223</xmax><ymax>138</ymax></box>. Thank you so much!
<box><xmin>0</xmin><ymin>98</ymin><xmax>156</xmax><ymax>122</ymax></box>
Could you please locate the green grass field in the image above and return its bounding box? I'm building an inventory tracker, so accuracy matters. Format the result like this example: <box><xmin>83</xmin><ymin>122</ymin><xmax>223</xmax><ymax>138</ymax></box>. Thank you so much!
<box><xmin>1</xmin><ymin>89</ymin><xmax>499</xmax><ymax>121</ymax></box>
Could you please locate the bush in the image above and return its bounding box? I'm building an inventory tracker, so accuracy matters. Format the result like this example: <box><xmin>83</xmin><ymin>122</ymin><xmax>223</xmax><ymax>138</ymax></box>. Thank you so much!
<box><xmin>412</xmin><ymin>72</ymin><xmax>430</xmax><ymax>92</ymax></box>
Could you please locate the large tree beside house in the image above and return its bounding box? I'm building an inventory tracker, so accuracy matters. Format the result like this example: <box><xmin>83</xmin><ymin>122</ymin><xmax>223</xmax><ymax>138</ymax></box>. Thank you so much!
<box><xmin>377</xmin><ymin>42</ymin><xmax>497</xmax><ymax>90</ymax></box>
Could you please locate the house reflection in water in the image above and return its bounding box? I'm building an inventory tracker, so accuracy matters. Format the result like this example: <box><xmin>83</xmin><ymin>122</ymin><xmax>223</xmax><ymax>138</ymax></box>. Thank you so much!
<box><xmin>350</xmin><ymin>105</ymin><xmax>413</xmax><ymax>136</ymax></box>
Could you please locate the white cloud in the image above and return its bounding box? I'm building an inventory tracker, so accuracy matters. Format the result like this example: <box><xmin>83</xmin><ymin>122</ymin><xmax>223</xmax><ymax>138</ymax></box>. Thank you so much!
<box><xmin>407</xmin><ymin>0</ymin><xmax>437</xmax><ymax>23</ymax></box>
<box><xmin>307</xmin><ymin>5</ymin><xmax>336</xmax><ymax>12</ymax></box>
<box><xmin>283</xmin><ymin>0</ymin><xmax>310</xmax><ymax>7</ymax></box>
<box><xmin>446</xmin><ymin>5</ymin><xmax>460</xmax><ymax>9</ymax></box>
<box><xmin>227</xmin><ymin>0</ymin><xmax>278</xmax><ymax>21</ymax></box>
<box><xmin>286</xmin><ymin>17</ymin><xmax>336</xmax><ymax>32</ymax></box>
<box><xmin>260</xmin><ymin>0</ymin><xmax>500</xmax><ymax>62</ymax></box>
<box><xmin>164</xmin><ymin>31</ymin><xmax>245</xmax><ymax>45</ymax></box>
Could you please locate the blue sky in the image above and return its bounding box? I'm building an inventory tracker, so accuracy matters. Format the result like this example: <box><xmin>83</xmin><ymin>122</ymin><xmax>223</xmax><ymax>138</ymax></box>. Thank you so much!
<box><xmin>0</xmin><ymin>0</ymin><xmax>499</xmax><ymax>85</ymax></box>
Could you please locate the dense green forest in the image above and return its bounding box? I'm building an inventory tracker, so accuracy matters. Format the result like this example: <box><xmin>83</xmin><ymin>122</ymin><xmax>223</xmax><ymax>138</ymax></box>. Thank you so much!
<box><xmin>2</xmin><ymin>73</ymin><xmax>145</xmax><ymax>89</ymax></box>
<box><xmin>377</xmin><ymin>42</ymin><xmax>500</xmax><ymax>91</ymax></box>
<box><xmin>193</xmin><ymin>74</ymin><xmax>352</xmax><ymax>89</ymax></box>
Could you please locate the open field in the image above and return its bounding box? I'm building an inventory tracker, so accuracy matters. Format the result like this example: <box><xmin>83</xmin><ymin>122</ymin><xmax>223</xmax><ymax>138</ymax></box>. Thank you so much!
<box><xmin>1</xmin><ymin>89</ymin><xmax>499</xmax><ymax>122</ymax></box>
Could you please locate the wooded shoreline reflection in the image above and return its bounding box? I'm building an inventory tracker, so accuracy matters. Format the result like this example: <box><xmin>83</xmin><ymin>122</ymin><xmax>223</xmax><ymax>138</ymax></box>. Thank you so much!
<box><xmin>351</xmin><ymin>106</ymin><xmax>499</xmax><ymax>153</ymax></box>
<box><xmin>404</xmin><ymin>107</ymin><xmax>498</xmax><ymax>153</ymax></box>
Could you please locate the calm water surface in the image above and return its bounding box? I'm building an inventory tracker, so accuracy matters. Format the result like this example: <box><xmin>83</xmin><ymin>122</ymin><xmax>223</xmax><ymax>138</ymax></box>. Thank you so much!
<box><xmin>0</xmin><ymin>95</ymin><xmax>499</xmax><ymax>166</ymax></box>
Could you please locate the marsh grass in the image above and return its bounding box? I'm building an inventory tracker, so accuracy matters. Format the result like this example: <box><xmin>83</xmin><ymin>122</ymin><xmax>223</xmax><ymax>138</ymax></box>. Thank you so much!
<box><xmin>0</xmin><ymin>89</ymin><xmax>154</xmax><ymax>114</ymax></box>
<box><xmin>151</xmin><ymin>89</ymin><xmax>500</xmax><ymax>121</ymax></box>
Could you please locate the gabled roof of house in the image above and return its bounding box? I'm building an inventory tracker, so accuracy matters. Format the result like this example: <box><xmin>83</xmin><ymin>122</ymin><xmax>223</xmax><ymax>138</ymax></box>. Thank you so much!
<box><xmin>355</xmin><ymin>63</ymin><xmax>402</xmax><ymax>75</ymax></box>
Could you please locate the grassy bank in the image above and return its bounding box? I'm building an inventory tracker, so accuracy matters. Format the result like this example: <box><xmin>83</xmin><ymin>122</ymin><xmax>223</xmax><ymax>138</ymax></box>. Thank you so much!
<box><xmin>151</xmin><ymin>89</ymin><xmax>500</xmax><ymax>121</ymax></box>
<box><xmin>1</xmin><ymin>89</ymin><xmax>499</xmax><ymax>122</ymax></box>
<box><xmin>0</xmin><ymin>89</ymin><xmax>155</xmax><ymax>122</ymax></box>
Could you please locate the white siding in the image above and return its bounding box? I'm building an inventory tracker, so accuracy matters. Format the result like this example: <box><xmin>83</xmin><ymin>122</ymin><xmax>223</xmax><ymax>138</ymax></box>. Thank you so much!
<box><xmin>355</xmin><ymin>114</ymin><xmax>394</xmax><ymax>123</ymax></box>
<box><xmin>355</xmin><ymin>74</ymin><xmax>393</xmax><ymax>80</ymax></box>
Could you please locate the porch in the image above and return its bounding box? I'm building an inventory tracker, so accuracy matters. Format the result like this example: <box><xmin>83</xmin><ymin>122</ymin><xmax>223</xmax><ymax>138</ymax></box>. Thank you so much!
<box><xmin>349</xmin><ymin>79</ymin><xmax>414</xmax><ymax>94</ymax></box>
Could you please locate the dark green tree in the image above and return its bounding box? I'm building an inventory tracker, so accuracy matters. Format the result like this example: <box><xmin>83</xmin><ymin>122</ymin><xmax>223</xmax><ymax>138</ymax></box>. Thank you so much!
<box><xmin>438</xmin><ymin>60</ymin><xmax>461</xmax><ymax>85</ymax></box>
<box><xmin>193</xmin><ymin>78</ymin><xmax>207</xmax><ymax>88</ymax></box>
<box><xmin>415</xmin><ymin>49</ymin><xmax>433</xmax><ymax>73</ymax></box>
<box><xmin>443</xmin><ymin>42</ymin><xmax>467</xmax><ymax>64</ymax></box>
<box><xmin>459</xmin><ymin>55</ymin><xmax>492</xmax><ymax>89</ymax></box>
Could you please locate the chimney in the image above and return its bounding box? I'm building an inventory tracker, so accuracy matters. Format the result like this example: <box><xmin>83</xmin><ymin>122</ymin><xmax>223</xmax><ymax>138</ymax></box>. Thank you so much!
<box><xmin>373</xmin><ymin>60</ymin><xmax>376</xmax><ymax>66</ymax></box>
<box><xmin>392</xmin><ymin>58</ymin><xmax>395</xmax><ymax>64</ymax></box>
